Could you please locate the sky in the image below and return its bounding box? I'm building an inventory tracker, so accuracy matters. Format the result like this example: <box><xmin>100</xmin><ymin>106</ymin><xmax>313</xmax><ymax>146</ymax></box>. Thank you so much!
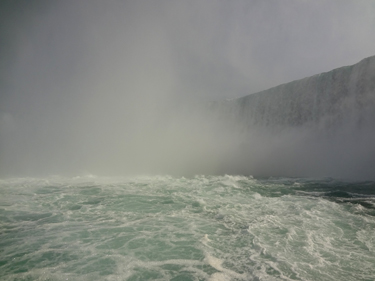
<box><xmin>1</xmin><ymin>0</ymin><xmax>375</xmax><ymax>177</ymax></box>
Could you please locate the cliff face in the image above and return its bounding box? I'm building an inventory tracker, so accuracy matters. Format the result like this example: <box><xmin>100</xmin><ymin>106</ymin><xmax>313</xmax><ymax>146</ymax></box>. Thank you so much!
<box><xmin>229</xmin><ymin>55</ymin><xmax>375</xmax><ymax>132</ymax></box>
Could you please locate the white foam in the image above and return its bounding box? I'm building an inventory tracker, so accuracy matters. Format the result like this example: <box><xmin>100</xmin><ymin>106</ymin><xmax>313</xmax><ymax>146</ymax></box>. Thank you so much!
<box><xmin>205</xmin><ymin>254</ymin><xmax>247</xmax><ymax>280</ymax></box>
<box><xmin>208</xmin><ymin>272</ymin><xmax>229</xmax><ymax>281</ymax></box>
<box><xmin>1</xmin><ymin>175</ymin><xmax>375</xmax><ymax>281</ymax></box>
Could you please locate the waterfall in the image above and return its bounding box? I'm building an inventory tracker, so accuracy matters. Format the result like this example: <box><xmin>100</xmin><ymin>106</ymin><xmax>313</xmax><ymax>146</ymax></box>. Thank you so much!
<box><xmin>212</xmin><ymin>55</ymin><xmax>375</xmax><ymax>180</ymax></box>
<box><xmin>231</xmin><ymin>55</ymin><xmax>375</xmax><ymax>132</ymax></box>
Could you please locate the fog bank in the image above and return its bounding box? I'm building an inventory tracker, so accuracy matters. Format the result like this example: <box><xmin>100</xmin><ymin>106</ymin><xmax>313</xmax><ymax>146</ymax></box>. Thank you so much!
<box><xmin>1</xmin><ymin>1</ymin><xmax>375</xmax><ymax>179</ymax></box>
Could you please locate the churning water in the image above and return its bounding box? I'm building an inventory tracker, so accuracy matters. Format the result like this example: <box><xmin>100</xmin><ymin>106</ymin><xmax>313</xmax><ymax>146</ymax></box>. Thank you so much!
<box><xmin>1</xmin><ymin>175</ymin><xmax>375</xmax><ymax>280</ymax></box>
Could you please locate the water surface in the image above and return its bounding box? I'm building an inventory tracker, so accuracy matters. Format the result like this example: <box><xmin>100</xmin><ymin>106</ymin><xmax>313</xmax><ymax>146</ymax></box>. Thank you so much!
<box><xmin>1</xmin><ymin>175</ymin><xmax>374</xmax><ymax>280</ymax></box>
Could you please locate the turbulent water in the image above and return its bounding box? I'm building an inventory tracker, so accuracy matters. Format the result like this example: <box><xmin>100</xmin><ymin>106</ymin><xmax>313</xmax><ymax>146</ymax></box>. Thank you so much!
<box><xmin>1</xmin><ymin>175</ymin><xmax>375</xmax><ymax>281</ymax></box>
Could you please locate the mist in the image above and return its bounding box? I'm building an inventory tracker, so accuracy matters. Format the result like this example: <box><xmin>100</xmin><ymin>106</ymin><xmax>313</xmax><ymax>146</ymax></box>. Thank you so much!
<box><xmin>1</xmin><ymin>0</ymin><xmax>375</xmax><ymax>179</ymax></box>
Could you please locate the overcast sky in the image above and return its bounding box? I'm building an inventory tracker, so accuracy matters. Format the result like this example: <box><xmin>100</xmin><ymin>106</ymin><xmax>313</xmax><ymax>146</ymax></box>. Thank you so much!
<box><xmin>1</xmin><ymin>0</ymin><xmax>375</xmax><ymax>177</ymax></box>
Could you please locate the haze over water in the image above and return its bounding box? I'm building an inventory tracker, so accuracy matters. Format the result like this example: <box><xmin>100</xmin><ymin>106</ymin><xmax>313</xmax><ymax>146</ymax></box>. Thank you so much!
<box><xmin>1</xmin><ymin>0</ymin><xmax>375</xmax><ymax>179</ymax></box>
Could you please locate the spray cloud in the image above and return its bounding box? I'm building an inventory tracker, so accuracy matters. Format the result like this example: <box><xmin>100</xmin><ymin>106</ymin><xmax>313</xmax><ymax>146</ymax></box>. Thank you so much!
<box><xmin>1</xmin><ymin>0</ymin><xmax>375</xmax><ymax>179</ymax></box>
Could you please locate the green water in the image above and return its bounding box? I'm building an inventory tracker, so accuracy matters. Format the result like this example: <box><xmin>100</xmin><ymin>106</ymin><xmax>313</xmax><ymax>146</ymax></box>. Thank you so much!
<box><xmin>0</xmin><ymin>175</ymin><xmax>374</xmax><ymax>280</ymax></box>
